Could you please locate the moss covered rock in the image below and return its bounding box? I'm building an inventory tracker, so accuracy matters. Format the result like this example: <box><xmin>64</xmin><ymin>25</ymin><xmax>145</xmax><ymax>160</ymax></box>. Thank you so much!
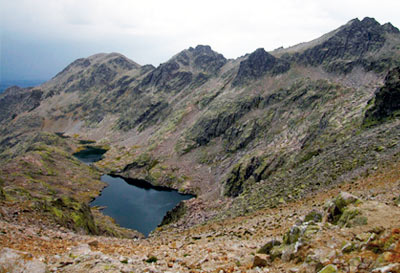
<box><xmin>283</xmin><ymin>226</ymin><xmax>302</xmax><ymax>245</ymax></box>
<box><xmin>304</xmin><ymin>209</ymin><xmax>323</xmax><ymax>223</ymax></box>
<box><xmin>0</xmin><ymin>177</ymin><xmax>5</xmax><ymax>201</ymax></box>
<box><xmin>326</xmin><ymin>192</ymin><xmax>360</xmax><ymax>224</ymax></box>
<box><xmin>223</xmin><ymin>157</ymin><xmax>261</xmax><ymax>197</ymax></box>
<box><xmin>184</xmin><ymin>95</ymin><xmax>262</xmax><ymax>149</ymax></box>
<box><xmin>395</xmin><ymin>194</ymin><xmax>400</xmax><ymax>206</ymax></box>
<box><xmin>318</xmin><ymin>264</ymin><xmax>338</xmax><ymax>273</ymax></box>
<box><xmin>269</xmin><ymin>244</ymin><xmax>287</xmax><ymax>261</ymax></box>
<box><xmin>0</xmin><ymin>187</ymin><xmax>6</xmax><ymax>201</ymax></box>
<box><xmin>159</xmin><ymin>201</ymin><xmax>187</xmax><ymax>226</ymax></box>
<box><xmin>340</xmin><ymin>209</ymin><xmax>368</xmax><ymax>227</ymax></box>
<box><xmin>257</xmin><ymin>239</ymin><xmax>282</xmax><ymax>254</ymax></box>
<box><xmin>42</xmin><ymin>196</ymin><xmax>98</xmax><ymax>235</ymax></box>
<box><xmin>364</xmin><ymin>67</ymin><xmax>400</xmax><ymax>127</ymax></box>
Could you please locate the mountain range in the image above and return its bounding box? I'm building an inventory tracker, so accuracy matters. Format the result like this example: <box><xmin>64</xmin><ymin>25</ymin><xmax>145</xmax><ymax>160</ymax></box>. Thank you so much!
<box><xmin>1</xmin><ymin>17</ymin><xmax>400</xmax><ymax>272</ymax></box>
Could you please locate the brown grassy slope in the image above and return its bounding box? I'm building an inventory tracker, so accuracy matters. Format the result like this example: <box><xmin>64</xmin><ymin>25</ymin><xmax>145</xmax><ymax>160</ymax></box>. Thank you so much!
<box><xmin>0</xmin><ymin>154</ymin><xmax>399</xmax><ymax>272</ymax></box>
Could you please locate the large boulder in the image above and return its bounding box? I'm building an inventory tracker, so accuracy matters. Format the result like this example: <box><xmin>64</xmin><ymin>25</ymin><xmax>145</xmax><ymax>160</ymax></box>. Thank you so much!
<box><xmin>326</xmin><ymin>192</ymin><xmax>360</xmax><ymax>224</ymax></box>
<box><xmin>318</xmin><ymin>264</ymin><xmax>338</xmax><ymax>273</ymax></box>
<box><xmin>0</xmin><ymin>248</ymin><xmax>47</xmax><ymax>273</ymax></box>
<box><xmin>257</xmin><ymin>239</ymin><xmax>282</xmax><ymax>255</ymax></box>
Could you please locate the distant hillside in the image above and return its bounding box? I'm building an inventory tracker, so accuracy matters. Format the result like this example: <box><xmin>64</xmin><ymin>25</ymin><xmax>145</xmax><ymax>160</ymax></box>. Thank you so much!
<box><xmin>0</xmin><ymin>79</ymin><xmax>46</xmax><ymax>93</ymax></box>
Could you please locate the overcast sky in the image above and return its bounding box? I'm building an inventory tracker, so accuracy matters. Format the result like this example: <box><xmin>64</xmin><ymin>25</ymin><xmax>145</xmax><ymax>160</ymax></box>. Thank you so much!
<box><xmin>1</xmin><ymin>0</ymin><xmax>400</xmax><ymax>81</ymax></box>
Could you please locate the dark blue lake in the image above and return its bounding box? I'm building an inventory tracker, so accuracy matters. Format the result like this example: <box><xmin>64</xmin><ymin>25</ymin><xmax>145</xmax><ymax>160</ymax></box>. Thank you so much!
<box><xmin>73</xmin><ymin>147</ymin><xmax>193</xmax><ymax>236</ymax></box>
<box><xmin>73</xmin><ymin>146</ymin><xmax>108</xmax><ymax>165</ymax></box>
<box><xmin>92</xmin><ymin>174</ymin><xmax>193</xmax><ymax>236</ymax></box>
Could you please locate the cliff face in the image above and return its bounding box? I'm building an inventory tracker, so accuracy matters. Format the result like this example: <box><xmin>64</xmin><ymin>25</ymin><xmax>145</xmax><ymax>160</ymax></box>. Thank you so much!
<box><xmin>232</xmin><ymin>48</ymin><xmax>290</xmax><ymax>86</ymax></box>
<box><xmin>296</xmin><ymin>17</ymin><xmax>397</xmax><ymax>72</ymax></box>
<box><xmin>1</xmin><ymin>17</ymin><xmax>400</xmax><ymax>229</ymax></box>
<box><xmin>364</xmin><ymin>66</ymin><xmax>400</xmax><ymax>125</ymax></box>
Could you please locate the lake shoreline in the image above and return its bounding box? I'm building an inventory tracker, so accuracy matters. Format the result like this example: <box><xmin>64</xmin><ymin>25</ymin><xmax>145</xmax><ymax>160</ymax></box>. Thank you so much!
<box><xmin>73</xmin><ymin>145</ymin><xmax>194</xmax><ymax>236</ymax></box>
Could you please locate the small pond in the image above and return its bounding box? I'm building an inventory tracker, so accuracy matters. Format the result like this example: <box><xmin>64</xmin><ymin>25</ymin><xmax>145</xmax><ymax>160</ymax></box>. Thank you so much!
<box><xmin>73</xmin><ymin>146</ymin><xmax>108</xmax><ymax>165</ymax></box>
<box><xmin>73</xmin><ymin>146</ymin><xmax>193</xmax><ymax>236</ymax></box>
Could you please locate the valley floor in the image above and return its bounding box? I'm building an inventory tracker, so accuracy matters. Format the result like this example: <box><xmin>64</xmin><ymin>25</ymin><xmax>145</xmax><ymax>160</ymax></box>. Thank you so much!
<box><xmin>1</xmin><ymin>160</ymin><xmax>400</xmax><ymax>272</ymax></box>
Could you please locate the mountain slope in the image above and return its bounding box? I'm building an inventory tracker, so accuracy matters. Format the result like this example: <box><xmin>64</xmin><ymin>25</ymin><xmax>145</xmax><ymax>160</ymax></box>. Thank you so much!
<box><xmin>1</xmin><ymin>17</ymin><xmax>400</xmax><ymax>233</ymax></box>
<box><xmin>2</xmin><ymin>163</ymin><xmax>400</xmax><ymax>272</ymax></box>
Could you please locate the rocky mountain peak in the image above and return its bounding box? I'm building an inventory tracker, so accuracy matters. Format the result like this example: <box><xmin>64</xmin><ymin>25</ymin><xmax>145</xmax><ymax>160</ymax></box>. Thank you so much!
<box><xmin>188</xmin><ymin>45</ymin><xmax>214</xmax><ymax>54</ymax></box>
<box><xmin>341</xmin><ymin>17</ymin><xmax>396</xmax><ymax>35</ymax></box>
<box><xmin>138</xmin><ymin>45</ymin><xmax>226</xmax><ymax>93</ymax></box>
<box><xmin>55</xmin><ymin>53</ymin><xmax>139</xmax><ymax>79</ymax></box>
<box><xmin>355</xmin><ymin>17</ymin><xmax>399</xmax><ymax>34</ymax></box>
<box><xmin>46</xmin><ymin>53</ymin><xmax>141</xmax><ymax>93</ymax></box>
<box><xmin>347</xmin><ymin>16</ymin><xmax>398</xmax><ymax>36</ymax></box>
<box><xmin>359</xmin><ymin>17</ymin><xmax>380</xmax><ymax>27</ymax></box>
<box><xmin>232</xmin><ymin>48</ymin><xmax>290</xmax><ymax>86</ymax></box>
<box><xmin>295</xmin><ymin>17</ymin><xmax>399</xmax><ymax>73</ymax></box>
<box><xmin>172</xmin><ymin>45</ymin><xmax>227</xmax><ymax>73</ymax></box>
<box><xmin>101</xmin><ymin>53</ymin><xmax>141</xmax><ymax>71</ymax></box>
<box><xmin>383</xmin><ymin>22</ymin><xmax>400</xmax><ymax>34</ymax></box>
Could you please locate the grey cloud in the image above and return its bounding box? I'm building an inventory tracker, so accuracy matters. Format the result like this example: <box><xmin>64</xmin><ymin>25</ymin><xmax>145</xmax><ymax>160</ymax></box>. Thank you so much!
<box><xmin>1</xmin><ymin>0</ymin><xmax>399</xmax><ymax>81</ymax></box>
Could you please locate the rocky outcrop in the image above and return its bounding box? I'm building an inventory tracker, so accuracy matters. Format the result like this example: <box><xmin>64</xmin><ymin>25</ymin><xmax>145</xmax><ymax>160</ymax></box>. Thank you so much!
<box><xmin>224</xmin><ymin>157</ymin><xmax>262</xmax><ymax>197</ymax></box>
<box><xmin>223</xmin><ymin>119</ymin><xmax>260</xmax><ymax>152</ymax></box>
<box><xmin>43</xmin><ymin>197</ymin><xmax>98</xmax><ymax>234</ymax></box>
<box><xmin>0</xmin><ymin>86</ymin><xmax>43</xmax><ymax>124</ymax></box>
<box><xmin>232</xmin><ymin>48</ymin><xmax>290</xmax><ymax>86</ymax></box>
<box><xmin>116</xmin><ymin>99</ymin><xmax>170</xmax><ymax>131</ymax></box>
<box><xmin>189</xmin><ymin>45</ymin><xmax>227</xmax><ymax>73</ymax></box>
<box><xmin>253</xmin><ymin>193</ymin><xmax>400</xmax><ymax>272</ymax></box>
<box><xmin>296</xmin><ymin>17</ymin><xmax>400</xmax><ymax>73</ymax></box>
<box><xmin>183</xmin><ymin>95</ymin><xmax>262</xmax><ymax>149</ymax></box>
<box><xmin>0</xmin><ymin>177</ymin><xmax>6</xmax><ymax>201</ymax></box>
<box><xmin>159</xmin><ymin>201</ymin><xmax>187</xmax><ymax>226</ymax></box>
<box><xmin>173</xmin><ymin>45</ymin><xmax>227</xmax><ymax>74</ymax></box>
<box><xmin>0</xmin><ymin>248</ymin><xmax>47</xmax><ymax>273</ymax></box>
<box><xmin>139</xmin><ymin>61</ymin><xmax>193</xmax><ymax>93</ymax></box>
<box><xmin>48</xmin><ymin>53</ymin><xmax>140</xmax><ymax>94</ymax></box>
<box><xmin>0</xmin><ymin>131</ymin><xmax>67</xmax><ymax>160</ymax></box>
<box><xmin>70</xmin><ymin>63</ymin><xmax>118</xmax><ymax>92</ymax></box>
<box><xmin>55</xmin><ymin>58</ymin><xmax>92</xmax><ymax>77</ymax></box>
<box><xmin>139</xmin><ymin>45</ymin><xmax>226</xmax><ymax>93</ymax></box>
<box><xmin>223</xmin><ymin>155</ymin><xmax>285</xmax><ymax>197</ymax></box>
<box><xmin>325</xmin><ymin>192</ymin><xmax>366</xmax><ymax>227</ymax></box>
<box><xmin>364</xmin><ymin>67</ymin><xmax>400</xmax><ymax>126</ymax></box>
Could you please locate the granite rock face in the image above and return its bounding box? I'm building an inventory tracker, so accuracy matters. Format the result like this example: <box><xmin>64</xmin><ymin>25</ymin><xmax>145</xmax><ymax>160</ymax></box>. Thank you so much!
<box><xmin>233</xmin><ymin>48</ymin><xmax>290</xmax><ymax>86</ymax></box>
<box><xmin>159</xmin><ymin>201</ymin><xmax>187</xmax><ymax>226</ymax></box>
<box><xmin>0</xmin><ymin>86</ymin><xmax>43</xmax><ymax>124</ymax></box>
<box><xmin>364</xmin><ymin>66</ymin><xmax>400</xmax><ymax>125</ymax></box>
<box><xmin>185</xmin><ymin>95</ymin><xmax>263</xmax><ymax>148</ymax></box>
<box><xmin>139</xmin><ymin>61</ymin><xmax>192</xmax><ymax>93</ymax></box>
<box><xmin>296</xmin><ymin>17</ymin><xmax>400</xmax><ymax>73</ymax></box>
<box><xmin>139</xmin><ymin>45</ymin><xmax>226</xmax><ymax>93</ymax></box>
<box><xmin>189</xmin><ymin>45</ymin><xmax>227</xmax><ymax>73</ymax></box>
<box><xmin>52</xmin><ymin>53</ymin><xmax>140</xmax><ymax>93</ymax></box>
